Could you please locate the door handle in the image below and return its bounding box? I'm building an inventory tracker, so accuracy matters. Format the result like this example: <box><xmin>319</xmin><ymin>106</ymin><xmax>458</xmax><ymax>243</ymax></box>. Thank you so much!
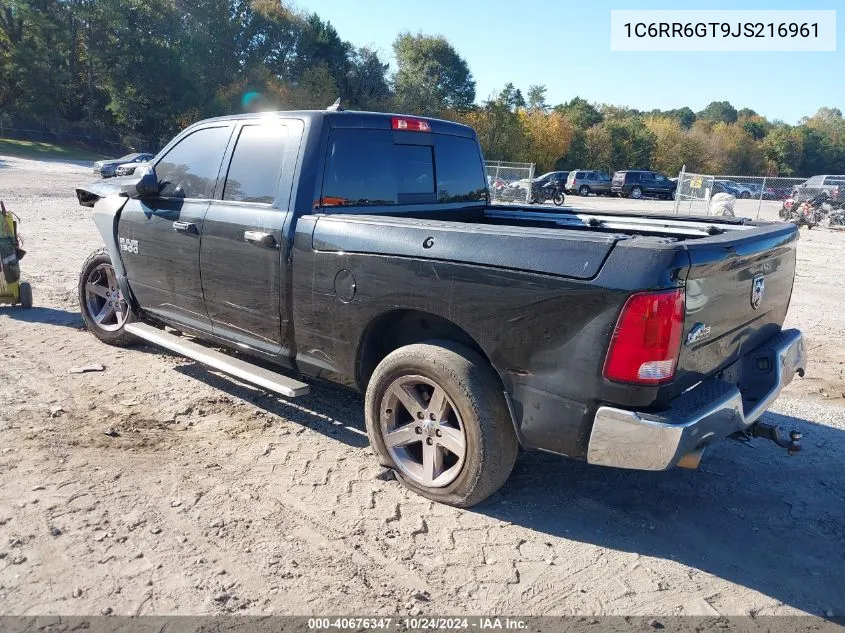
<box><xmin>172</xmin><ymin>221</ymin><xmax>198</xmax><ymax>234</ymax></box>
<box><xmin>244</xmin><ymin>231</ymin><xmax>277</xmax><ymax>248</ymax></box>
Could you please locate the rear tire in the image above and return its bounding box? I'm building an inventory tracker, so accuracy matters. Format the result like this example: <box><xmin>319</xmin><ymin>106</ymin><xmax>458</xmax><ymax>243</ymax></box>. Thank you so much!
<box><xmin>630</xmin><ymin>186</ymin><xmax>643</xmax><ymax>199</ymax></box>
<box><xmin>78</xmin><ymin>248</ymin><xmax>136</xmax><ymax>347</ymax></box>
<box><xmin>19</xmin><ymin>282</ymin><xmax>32</xmax><ymax>309</ymax></box>
<box><xmin>365</xmin><ymin>341</ymin><xmax>518</xmax><ymax>508</ymax></box>
<box><xmin>578</xmin><ymin>185</ymin><xmax>590</xmax><ymax>197</ymax></box>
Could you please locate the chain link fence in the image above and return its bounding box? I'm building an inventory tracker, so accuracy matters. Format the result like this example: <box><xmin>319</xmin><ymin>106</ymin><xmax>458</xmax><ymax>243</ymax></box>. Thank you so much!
<box><xmin>673</xmin><ymin>168</ymin><xmax>805</xmax><ymax>219</ymax></box>
<box><xmin>485</xmin><ymin>161</ymin><xmax>535</xmax><ymax>204</ymax></box>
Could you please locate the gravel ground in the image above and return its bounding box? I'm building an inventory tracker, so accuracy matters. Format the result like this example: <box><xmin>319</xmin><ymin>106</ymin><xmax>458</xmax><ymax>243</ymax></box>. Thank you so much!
<box><xmin>0</xmin><ymin>155</ymin><xmax>843</xmax><ymax>618</ymax></box>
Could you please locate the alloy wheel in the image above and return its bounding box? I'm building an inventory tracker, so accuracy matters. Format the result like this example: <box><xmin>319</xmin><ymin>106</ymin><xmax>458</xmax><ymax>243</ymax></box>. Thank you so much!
<box><xmin>379</xmin><ymin>374</ymin><xmax>466</xmax><ymax>488</ymax></box>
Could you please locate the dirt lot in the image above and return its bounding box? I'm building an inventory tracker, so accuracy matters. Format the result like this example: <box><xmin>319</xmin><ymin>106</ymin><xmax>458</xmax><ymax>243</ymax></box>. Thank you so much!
<box><xmin>0</xmin><ymin>155</ymin><xmax>843</xmax><ymax>618</ymax></box>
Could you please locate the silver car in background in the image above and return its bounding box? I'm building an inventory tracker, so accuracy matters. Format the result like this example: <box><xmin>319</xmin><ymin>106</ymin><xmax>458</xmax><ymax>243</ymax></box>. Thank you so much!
<box><xmin>566</xmin><ymin>170</ymin><xmax>612</xmax><ymax>196</ymax></box>
<box><xmin>115</xmin><ymin>160</ymin><xmax>151</xmax><ymax>177</ymax></box>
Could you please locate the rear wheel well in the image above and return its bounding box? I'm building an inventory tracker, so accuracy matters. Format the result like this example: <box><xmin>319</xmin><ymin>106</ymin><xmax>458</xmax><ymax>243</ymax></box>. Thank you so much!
<box><xmin>356</xmin><ymin>310</ymin><xmax>488</xmax><ymax>392</ymax></box>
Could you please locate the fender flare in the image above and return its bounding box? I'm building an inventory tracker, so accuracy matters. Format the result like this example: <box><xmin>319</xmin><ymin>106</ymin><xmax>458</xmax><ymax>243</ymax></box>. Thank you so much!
<box><xmin>90</xmin><ymin>195</ymin><xmax>135</xmax><ymax>308</ymax></box>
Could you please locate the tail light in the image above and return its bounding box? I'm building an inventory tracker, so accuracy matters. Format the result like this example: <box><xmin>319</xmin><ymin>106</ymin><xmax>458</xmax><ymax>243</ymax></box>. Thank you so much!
<box><xmin>392</xmin><ymin>117</ymin><xmax>431</xmax><ymax>132</ymax></box>
<box><xmin>603</xmin><ymin>288</ymin><xmax>686</xmax><ymax>385</ymax></box>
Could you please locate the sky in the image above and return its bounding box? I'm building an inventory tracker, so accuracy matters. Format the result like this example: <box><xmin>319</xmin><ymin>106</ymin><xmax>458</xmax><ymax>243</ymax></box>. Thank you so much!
<box><xmin>294</xmin><ymin>0</ymin><xmax>843</xmax><ymax>124</ymax></box>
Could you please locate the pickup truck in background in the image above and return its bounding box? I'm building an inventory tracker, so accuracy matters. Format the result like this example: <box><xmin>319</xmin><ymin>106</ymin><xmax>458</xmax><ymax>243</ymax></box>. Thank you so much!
<box><xmin>75</xmin><ymin>107</ymin><xmax>806</xmax><ymax>507</ymax></box>
<box><xmin>791</xmin><ymin>174</ymin><xmax>845</xmax><ymax>207</ymax></box>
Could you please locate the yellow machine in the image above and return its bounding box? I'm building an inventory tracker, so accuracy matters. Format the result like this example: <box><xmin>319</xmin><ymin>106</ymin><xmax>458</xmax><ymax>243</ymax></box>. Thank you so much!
<box><xmin>0</xmin><ymin>201</ymin><xmax>32</xmax><ymax>308</ymax></box>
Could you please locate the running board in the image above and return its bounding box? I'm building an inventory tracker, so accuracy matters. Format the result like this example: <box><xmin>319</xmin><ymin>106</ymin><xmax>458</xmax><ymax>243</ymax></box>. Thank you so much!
<box><xmin>125</xmin><ymin>322</ymin><xmax>310</xmax><ymax>397</ymax></box>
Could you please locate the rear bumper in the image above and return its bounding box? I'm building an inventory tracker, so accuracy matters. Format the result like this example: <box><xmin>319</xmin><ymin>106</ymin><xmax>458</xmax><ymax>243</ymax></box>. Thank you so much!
<box><xmin>586</xmin><ymin>328</ymin><xmax>806</xmax><ymax>471</ymax></box>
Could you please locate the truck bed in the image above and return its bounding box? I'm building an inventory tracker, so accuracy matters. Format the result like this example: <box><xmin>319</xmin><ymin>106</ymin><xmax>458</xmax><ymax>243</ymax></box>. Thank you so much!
<box><xmin>309</xmin><ymin>206</ymin><xmax>798</xmax><ymax>403</ymax></box>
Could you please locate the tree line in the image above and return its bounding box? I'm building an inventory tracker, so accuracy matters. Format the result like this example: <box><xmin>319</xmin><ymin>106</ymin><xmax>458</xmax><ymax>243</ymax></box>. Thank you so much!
<box><xmin>460</xmin><ymin>92</ymin><xmax>845</xmax><ymax>177</ymax></box>
<box><xmin>1</xmin><ymin>0</ymin><xmax>843</xmax><ymax>177</ymax></box>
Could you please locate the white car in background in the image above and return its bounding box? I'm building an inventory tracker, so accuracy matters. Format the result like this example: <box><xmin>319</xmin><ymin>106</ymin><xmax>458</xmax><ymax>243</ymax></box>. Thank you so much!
<box><xmin>115</xmin><ymin>158</ymin><xmax>152</xmax><ymax>177</ymax></box>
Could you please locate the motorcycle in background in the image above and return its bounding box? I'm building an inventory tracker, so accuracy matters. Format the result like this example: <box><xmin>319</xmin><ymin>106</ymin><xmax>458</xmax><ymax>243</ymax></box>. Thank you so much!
<box><xmin>530</xmin><ymin>181</ymin><xmax>565</xmax><ymax>206</ymax></box>
<box><xmin>780</xmin><ymin>191</ymin><xmax>831</xmax><ymax>229</ymax></box>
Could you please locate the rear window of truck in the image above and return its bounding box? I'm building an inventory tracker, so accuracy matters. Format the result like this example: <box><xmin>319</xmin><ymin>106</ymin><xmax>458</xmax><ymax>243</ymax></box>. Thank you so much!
<box><xmin>321</xmin><ymin>129</ymin><xmax>487</xmax><ymax>208</ymax></box>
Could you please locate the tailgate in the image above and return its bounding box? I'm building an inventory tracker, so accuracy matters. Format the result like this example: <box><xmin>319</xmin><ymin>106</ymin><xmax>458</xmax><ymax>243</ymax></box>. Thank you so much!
<box><xmin>677</xmin><ymin>223</ymin><xmax>798</xmax><ymax>383</ymax></box>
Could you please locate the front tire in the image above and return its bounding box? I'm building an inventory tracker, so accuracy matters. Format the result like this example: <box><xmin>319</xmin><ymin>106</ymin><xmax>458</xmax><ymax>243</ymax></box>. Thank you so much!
<box><xmin>365</xmin><ymin>342</ymin><xmax>518</xmax><ymax>507</ymax></box>
<box><xmin>552</xmin><ymin>192</ymin><xmax>565</xmax><ymax>206</ymax></box>
<box><xmin>78</xmin><ymin>248</ymin><xmax>136</xmax><ymax>346</ymax></box>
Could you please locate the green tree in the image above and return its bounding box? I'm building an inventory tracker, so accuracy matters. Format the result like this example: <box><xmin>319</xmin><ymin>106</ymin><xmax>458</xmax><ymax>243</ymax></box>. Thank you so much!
<box><xmin>556</xmin><ymin>128</ymin><xmax>588</xmax><ymax>170</ymax></box>
<box><xmin>0</xmin><ymin>0</ymin><xmax>73</xmax><ymax>122</ymax></box>
<box><xmin>741</xmin><ymin>119</ymin><xmax>768</xmax><ymax>140</ymax></box>
<box><xmin>600</xmin><ymin>104</ymin><xmax>642</xmax><ymax>121</ymax></box>
<box><xmin>526</xmin><ymin>84</ymin><xmax>547</xmax><ymax>112</ymax></box>
<box><xmin>663</xmin><ymin>107</ymin><xmax>697</xmax><ymax>129</ymax></box>
<box><xmin>553</xmin><ymin>97</ymin><xmax>602</xmax><ymax>129</ymax></box>
<box><xmin>392</xmin><ymin>32</ymin><xmax>475</xmax><ymax>116</ymax></box>
<box><xmin>699</xmin><ymin>100</ymin><xmax>738</xmax><ymax>124</ymax></box>
<box><xmin>291</xmin><ymin>13</ymin><xmax>350</xmax><ymax>95</ymax></box>
<box><xmin>344</xmin><ymin>47</ymin><xmax>391</xmax><ymax>110</ymax></box>
<box><xmin>604</xmin><ymin>118</ymin><xmax>656</xmax><ymax>171</ymax></box>
<box><xmin>763</xmin><ymin>126</ymin><xmax>802</xmax><ymax>175</ymax></box>
<box><xmin>458</xmin><ymin>99</ymin><xmax>525</xmax><ymax>162</ymax></box>
<box><xmin>497</xmin><ymin>83</ymin><xmax>525</xmax><ymax>110</ymax></box>
<box><xmin>795</xmin><ymin>126</ymin><xmax>833</xmax><ymax>176</ymax></box>
<box><xmin>584</xmin><ymin>125</ymin><xmax>612</xmax><ymax>171</ymax></box>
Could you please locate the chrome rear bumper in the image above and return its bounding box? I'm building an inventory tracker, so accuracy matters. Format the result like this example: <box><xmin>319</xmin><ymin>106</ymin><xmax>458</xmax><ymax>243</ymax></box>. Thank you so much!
<box><xmin>587</xmin><ymin>329</ymin><xmax>806</xmax><ymax>471</ymax></box>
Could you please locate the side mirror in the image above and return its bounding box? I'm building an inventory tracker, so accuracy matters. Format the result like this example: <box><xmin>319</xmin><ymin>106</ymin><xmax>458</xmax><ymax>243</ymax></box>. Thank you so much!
<box><xmin>130</xmin><ymin>166</ymin><xmax>159</xmax><ymax>198</ymax></box>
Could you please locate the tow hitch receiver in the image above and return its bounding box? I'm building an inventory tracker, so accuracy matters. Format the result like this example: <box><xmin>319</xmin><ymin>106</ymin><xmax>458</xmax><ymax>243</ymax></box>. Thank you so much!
<box><xmin>746</xmin><ymin>420</ymin><xmax>802</xmax><ymax>455</ymax></box>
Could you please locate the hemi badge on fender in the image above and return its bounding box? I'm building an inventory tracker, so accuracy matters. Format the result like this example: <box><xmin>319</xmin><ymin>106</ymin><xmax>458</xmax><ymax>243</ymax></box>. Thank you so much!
<box><xmin>686</xmin><ymin>322</ymin><xmax>711</xmax><ymax>346</ymax></box>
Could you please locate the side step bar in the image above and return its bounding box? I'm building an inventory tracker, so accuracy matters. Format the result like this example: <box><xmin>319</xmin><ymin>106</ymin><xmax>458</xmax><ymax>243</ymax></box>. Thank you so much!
<box><xmin>125</xmin><ymin>322</ymin><xmax>310</xmax><ymax>398</ymax></box>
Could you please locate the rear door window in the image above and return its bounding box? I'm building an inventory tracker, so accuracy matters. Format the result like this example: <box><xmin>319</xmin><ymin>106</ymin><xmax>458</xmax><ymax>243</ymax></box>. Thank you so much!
<box><xmin>434</xmin><ymin>134</ymin><xmax>487</xmax><ymax>203</ymax></box>
<box><xmin>321</xmin><ymin>129</ymin><xmax>486</xmax><ymax>208</ymax></box>
<box><xmin>222</xmin><ymin>124</ymin><xmax>288</xmax><ymax>204</ymax></box>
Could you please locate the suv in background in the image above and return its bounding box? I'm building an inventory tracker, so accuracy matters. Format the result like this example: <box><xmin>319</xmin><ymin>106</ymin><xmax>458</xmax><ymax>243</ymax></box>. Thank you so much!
<box><xmin>792</xmin><ymin>175</ymin><xmax>845</xmax><ymax>206</ymax></box>
<box><xmin>611</xmin><ymin>170</ymin><xmax>676</xmax><ymax>199</ymax></box>
<box><xmin>566</xmin><ymin>170</ymin><xmax>612</xmax><ymax>196</ymax></box>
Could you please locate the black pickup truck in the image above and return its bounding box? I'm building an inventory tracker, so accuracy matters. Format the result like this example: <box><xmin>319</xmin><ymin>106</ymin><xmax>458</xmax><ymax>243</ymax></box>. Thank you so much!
<box><xmin>75</xmin><ymin>108</ymin><xmax>806</xmax><ymax>507</ymax></box>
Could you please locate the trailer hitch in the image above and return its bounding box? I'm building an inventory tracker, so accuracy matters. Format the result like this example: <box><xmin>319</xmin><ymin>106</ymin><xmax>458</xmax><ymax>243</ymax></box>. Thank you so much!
<box><xmin>744</xmin><ymin>421</ymin><xmax>802</xmax><ymax>455</ymax></box>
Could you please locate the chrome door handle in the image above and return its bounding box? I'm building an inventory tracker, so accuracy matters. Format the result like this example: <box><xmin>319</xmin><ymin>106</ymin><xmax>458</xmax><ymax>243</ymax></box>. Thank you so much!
<box><xmin>244</xmin><ymin>231</ymin><xmax>277</xmax><ymax>247</ymax></box>
<box><xmin>172</xmin><ymin>221</ymin><xmax>198</xmax><ymax>234</ymax></box>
